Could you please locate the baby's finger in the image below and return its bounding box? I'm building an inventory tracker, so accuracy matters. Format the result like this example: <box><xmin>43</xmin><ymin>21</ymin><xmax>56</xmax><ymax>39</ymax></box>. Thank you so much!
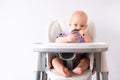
<box><xmin>79</xmin><ymin>30</ymin><xmax>85</xmax><ymax>37</ymax></box>
<box><xmin>71</xmin><ymin>32</ymin><xmax>77</xmax><ymax>37</ymax></box>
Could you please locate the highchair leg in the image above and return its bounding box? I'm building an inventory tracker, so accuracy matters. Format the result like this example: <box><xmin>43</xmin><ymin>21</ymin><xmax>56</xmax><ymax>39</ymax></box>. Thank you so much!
<box><xmin>94</xmin><ymin>52</ymin><xmax>108</xmax><ymax>80</ymax></box>
<box><xmin>95</xmin><ymin>52</ymin><xmax>101</xmax><ymax>80</ymax></box>
<box><xmin>35</xmin><ymin>71</ymin><xmax>47</xmax><ymax>80</ymax></box>
<box><xmin>40</xmin><ymin>71</ymin><xmax>47</xmax><ymax>80</ymax></box>
<box><xmin>101</xmin><ymin>72</ymin><xmax>108</xmax><ymax>80</ymax></box>
<box><xmin>35</xmin><ymin>52</ymin><xmax>47</xmax><ymax>80</ymax></box>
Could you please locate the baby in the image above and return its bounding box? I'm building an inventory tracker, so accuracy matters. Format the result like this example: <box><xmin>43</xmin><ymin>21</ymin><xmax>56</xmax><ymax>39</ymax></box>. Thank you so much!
<box><xmin>51</xmin><ymin>10</ymin><xmax>92</xmax><ymax>77</ymax></box>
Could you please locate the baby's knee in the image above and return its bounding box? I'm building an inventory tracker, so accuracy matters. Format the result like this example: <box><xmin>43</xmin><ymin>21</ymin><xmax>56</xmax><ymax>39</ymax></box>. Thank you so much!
<box><xmin>52</xmin><ymin>58</ymin><xmax>59</xmax><ymax>63</ymax></box>
<box><xmin>81</xmin><ymin>58</ymin><xmax>90</xmax><ymax>65</ymax></box>
<box><xmin>82</xmin><ymin>58</ymin><xmax>90</xmax><ymax>61</ymax></box>
<box><xmin>52</xmin><ymin>58</ymin><xmax>63</xmax><ymax>64</ymax></box>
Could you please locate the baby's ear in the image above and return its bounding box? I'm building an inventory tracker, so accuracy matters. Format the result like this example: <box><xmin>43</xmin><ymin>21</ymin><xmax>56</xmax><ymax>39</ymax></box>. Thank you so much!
<box><xmin>85</xmin><ymin>25</ymin><xmax>88</xmax><ymax>29</ymax></box>
<box><xmin>85</xmin><ymin>25</ymin><xmax>89</xmax><ymax>31</ymax></box>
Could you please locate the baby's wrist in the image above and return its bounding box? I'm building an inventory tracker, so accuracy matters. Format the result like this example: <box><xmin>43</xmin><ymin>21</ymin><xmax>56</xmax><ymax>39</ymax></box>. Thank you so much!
<box><xmin>65</xmin><ymin>36</ymin><xmax>70</xmax><ymax>43</ymax></box>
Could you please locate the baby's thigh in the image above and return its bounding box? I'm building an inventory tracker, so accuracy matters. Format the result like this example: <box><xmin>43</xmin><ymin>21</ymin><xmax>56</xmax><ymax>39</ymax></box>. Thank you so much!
<box><xmin>52</xmin><ymin>57</ymin><xmax>64</xmax><ymax>65</ymax></box>
<box><xmin>73</xmin><ymin>53</ymin><xmax>89</xmax><ymax>67</ymax></box>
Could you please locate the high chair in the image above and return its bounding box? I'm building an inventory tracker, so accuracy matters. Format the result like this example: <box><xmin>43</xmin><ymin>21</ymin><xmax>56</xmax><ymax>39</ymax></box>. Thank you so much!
<box><xmin>33</xmin><ymin>18</ymin><xmax>108</xmax><ymax>80</ymax></box>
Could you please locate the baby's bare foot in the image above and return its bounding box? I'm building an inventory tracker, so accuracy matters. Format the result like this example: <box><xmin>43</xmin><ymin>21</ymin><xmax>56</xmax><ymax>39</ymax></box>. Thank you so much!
<box><xmin>72</xmin><ymin>58</ymin><xmax>90</xmax><ymax>75</ymax></box>
<box><xmin>72</xmin><ymin>67</ymin><xmax>82</xmax><ymax>75</ymax></box>
<box><xmin>63</xmin><ymin>67</ymin><xmax>72</xmax><ymax>77</ymax></box>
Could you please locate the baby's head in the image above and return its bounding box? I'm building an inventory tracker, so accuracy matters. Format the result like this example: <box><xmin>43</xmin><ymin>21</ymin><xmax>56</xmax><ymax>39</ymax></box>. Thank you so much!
<box><xmin>69</xmin><ymin>10</ymin><xmax>88</xmax><ymax>31</ymax></box>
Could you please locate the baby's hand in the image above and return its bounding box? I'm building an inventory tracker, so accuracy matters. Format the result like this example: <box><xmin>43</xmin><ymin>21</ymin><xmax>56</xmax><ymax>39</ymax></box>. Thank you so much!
<box><xmin>79</xmin><ymin>30</ymin><xmax>88</xmax><ymax>37</ymax></box>
<box><xmin>66</xmin><ymin>32</ymin><xmax>77</xmax><ymax>42</ymax></box>
<box><xmin>79</xmin><ymin>29</ymin><xmax>91</xmax><ymax>42</ymax></box>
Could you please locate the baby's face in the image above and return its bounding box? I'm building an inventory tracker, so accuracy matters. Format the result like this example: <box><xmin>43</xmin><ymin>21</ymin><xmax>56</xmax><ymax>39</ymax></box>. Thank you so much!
<box><xmin>69</xmin><ymin>13</ymin><xmax>87</xmax><ymax>31</ymax></box>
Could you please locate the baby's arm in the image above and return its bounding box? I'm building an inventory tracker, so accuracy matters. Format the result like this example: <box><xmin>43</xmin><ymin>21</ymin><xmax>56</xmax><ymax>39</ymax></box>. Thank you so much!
<box><xmin>55</xmin><ymin>37</ymin><xmax>68</xmax><ymax>43</ymax></box>
<box><xmin>83</xmin><ymin>33</ymin><xmax>91</xmax><ymax>42</ymax></box>
<box><xmin>55</xmin><ymin>32</ymin><xmax>77</xmax><ymax>43</ymax></box>
<box><xmin>79</xmin><ymin>30</ymin><xmax>92</xmax><ymax>42</ymax></box>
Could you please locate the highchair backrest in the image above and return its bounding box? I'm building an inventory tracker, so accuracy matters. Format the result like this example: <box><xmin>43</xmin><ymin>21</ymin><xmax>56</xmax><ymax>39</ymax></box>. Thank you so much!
<box><xmin>47</xmin><ymin>18</ymin><xmax>96</xmax><ymax>69</ymax></box>
<box><xmin>48</xmin><ymin>18</ymin><xmax>96</xmax><ymax>42</ymax></box>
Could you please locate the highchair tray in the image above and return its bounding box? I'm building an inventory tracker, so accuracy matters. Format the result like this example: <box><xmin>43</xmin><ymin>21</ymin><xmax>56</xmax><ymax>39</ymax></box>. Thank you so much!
<box><xmin>33</xmin><ymin>42</ymin><xmax>108</xmax><ymax>53</ymax></box>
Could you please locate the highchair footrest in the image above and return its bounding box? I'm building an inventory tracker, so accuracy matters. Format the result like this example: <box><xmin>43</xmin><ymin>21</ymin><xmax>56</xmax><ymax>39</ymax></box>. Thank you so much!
<box><xmin>46</xmin><ymin>69</ymin><xmax>92</xmax><ymax>80</ymax></box>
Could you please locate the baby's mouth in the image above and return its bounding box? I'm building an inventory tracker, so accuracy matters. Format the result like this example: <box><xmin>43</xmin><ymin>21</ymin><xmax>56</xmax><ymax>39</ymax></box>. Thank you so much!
<box><xmin>71</xmin><ymin>29</ymin><xmax>80</xmax><ymax>34</ymax></box>
<box><xmin>71</xmin><ymin>29</ymin><xmax>80</xmax><ymax>32</ymax></box>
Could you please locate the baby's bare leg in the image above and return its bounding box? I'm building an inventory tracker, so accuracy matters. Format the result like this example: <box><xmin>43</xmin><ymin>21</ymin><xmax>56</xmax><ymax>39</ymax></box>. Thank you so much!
<box><xmin>52</xmin><ymin>58</ymin><xmax>72</xmax><ymax>77</ymax></box>
<box><xmin>72</xmin><ymin>58</ymin><xmax>90</xmax><ymax>75</ymax></box>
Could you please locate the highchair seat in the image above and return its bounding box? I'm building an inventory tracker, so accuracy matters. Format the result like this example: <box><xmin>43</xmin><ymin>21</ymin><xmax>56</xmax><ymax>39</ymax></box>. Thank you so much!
<box><xmin>47</xmin><ymin>69</ymin><xmax>92</xmax><ymax>80</ymax></box>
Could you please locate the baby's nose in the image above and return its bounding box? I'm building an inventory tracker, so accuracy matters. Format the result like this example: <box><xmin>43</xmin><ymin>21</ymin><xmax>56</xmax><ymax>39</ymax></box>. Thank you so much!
<box><xmin>76</xmin><ymin>27</ymin><xmax>81</xmax><ymax>30</ymax></box>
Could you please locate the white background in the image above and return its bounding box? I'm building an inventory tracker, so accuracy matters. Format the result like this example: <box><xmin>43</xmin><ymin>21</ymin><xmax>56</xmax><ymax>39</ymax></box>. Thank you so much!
<box><xmin>0</xmin><ymin>0</ymin><xmax>120</xmax><ymax>80</ymax></box>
